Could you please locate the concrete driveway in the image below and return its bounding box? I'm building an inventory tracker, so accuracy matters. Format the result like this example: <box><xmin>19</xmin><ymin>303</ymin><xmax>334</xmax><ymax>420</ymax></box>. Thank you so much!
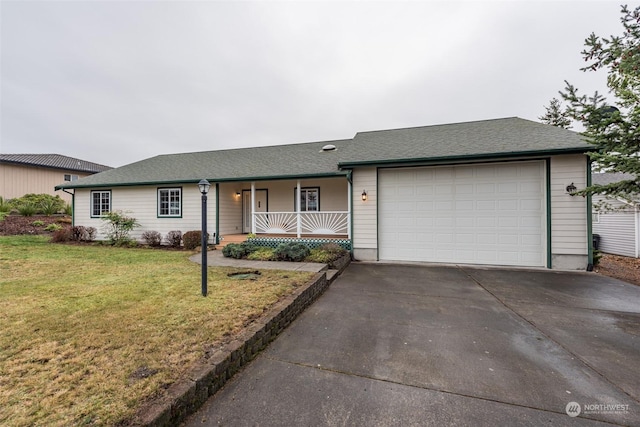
<box><xmin>184</xmin><ymin>263</ymin><xmax>640</xmax><ymax>426</ymax></box>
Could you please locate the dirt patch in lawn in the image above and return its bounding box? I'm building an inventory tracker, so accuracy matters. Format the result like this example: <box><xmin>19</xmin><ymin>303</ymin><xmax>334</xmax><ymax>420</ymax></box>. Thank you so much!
<box><xmin>595</xmin><ymin>253</ymin><xmax>640</xmax><ymax>286</ymax></box>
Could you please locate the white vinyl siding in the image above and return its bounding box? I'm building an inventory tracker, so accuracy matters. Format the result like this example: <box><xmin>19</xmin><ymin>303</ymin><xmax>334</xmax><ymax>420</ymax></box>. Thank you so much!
<box><xmin>593</xmin><ymin>196</ymin><xmax>637</xmax><ymax>258</ymax></box>
<box><xmin>218</xmin><ymin>183</ymin><xmax>243</xmax><ymax>236</ymax></box>
<box><xmin>352</xmin><ymin>167</ymin><xmax>378</xmax><ymax>250</ymax></box>
<box><xmin>378</xmin><ymin>161</ymin><xmax>545</xmax><ymax>267</ymax></box>
<box><xmin>550</xmin><ymin>155</ymin><xmax>588</xmax><ymax>255</ymax></box>
<box><xmin>76</xmin><ymin>185</ymin><xmax>215</xmax><ymax>242</ymax></box>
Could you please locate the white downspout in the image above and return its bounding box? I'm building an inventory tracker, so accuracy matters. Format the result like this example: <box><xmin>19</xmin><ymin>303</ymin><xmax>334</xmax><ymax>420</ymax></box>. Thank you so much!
<box><xmin>633</xmin><ymin>205</ymin><xmax>640</xmax><ymax>258</ymax></box>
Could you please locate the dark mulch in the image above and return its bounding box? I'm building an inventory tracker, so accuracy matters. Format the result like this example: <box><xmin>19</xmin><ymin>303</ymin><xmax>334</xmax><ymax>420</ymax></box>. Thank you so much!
<box><xmin>0</xmin><ymin>214</ymin><xmax>72</xmax><ymax>236</ymax></box>
<box><xmin>595</xmin><ymin>253</ymin><xmax>640</xmax><ymax>287</ymax></box>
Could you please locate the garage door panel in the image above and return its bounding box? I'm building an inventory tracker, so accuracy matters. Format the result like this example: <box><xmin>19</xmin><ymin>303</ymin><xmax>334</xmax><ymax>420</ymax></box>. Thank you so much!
<box><xmin>379</xmin><ymin>161</ymin><xmax>545</xmax><ymax>267</ymax></box>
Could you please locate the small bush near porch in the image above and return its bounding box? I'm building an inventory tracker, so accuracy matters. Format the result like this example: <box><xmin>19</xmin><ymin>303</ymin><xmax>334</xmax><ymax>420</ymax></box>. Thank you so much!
<box><xmin>0</xmin><ymin>236</ymin><xmax>313</xmax><ymax>426</ymax></box>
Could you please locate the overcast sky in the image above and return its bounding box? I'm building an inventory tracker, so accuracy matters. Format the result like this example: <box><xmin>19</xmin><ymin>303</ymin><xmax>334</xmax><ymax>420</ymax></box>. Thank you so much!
<box><xmin>0</xmin><ymin>0</ymin><xmax>625</xmax><ymax>168</ymax></box>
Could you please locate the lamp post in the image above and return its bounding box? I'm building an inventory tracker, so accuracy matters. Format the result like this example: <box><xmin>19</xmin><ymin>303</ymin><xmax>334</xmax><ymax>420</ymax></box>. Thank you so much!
<box><xmin>198</xmin><ymin>179</ymin><xmax>210</xmax><ymax>297</ymax></box>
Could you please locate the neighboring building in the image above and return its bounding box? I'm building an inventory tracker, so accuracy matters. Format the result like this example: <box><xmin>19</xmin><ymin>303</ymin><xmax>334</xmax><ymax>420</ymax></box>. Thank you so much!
<box><xmin>57</xmin><ymin>117</ymin><xmax>593</xmax><ymax>270</ymax></box>
<box><xmin>0</xmin><ymin>154</ymin><xmax>112</xmax><ymax>203</ymax></box>
<box><xmin>592</xmin><ymin>172</ymin><xmax>640</xmax><ymax>258</ymax></box>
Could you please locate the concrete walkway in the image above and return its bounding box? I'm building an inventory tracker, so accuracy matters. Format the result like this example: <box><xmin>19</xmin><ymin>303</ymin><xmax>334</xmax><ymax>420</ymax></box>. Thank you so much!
<box><xmin>189</xmin><ymin>249</ymin><xmax>328</xmax><ymax>273</ymax></box>
<box><xmin>185</xmin><ymin>263</ymin><xmax>640</xmax><ymax>426</ymax></box>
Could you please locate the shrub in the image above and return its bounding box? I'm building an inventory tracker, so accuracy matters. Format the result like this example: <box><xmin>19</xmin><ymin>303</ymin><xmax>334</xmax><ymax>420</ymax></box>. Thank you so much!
<box><xmin>71</xmin><ymin>225</ymin><xmax>95</xmax><ymax>242</ymax></box>
<box><xmin>274</xmin><ymin>242</ymin><xmax>311</xmax><ymax>262</ymax></box>
<box><xmin>0</xmin><ymin>196</ymin><xmax>11</xmax><ymax>213</ymax></box>
<box><xmin>85</xmin><ymin>227</ymin><xmax>97</xmax><ymax>242</ymax></box>
<box><xmin>17</xmin><ymin>203</ymin><xmax>37</xmax><ymax>217</ymax></box>
<box><xmin>50</xmin><ymin>228</ymin><xmax>72</xmax><ymax>243</ymax></box>
<box><xmin>247</xmin><ymin>247</ymin><xmax>276</xmax><ymax>261</ymax></box>
<box><xmin>32</xmin><ymin>220</ymin><xmax>45</xmax><ymax>227</ymax></box>
<box><xmin>165</xmin><ymin>230</ymin><xmax>183</xmax><ymax>248</ymax></box>
<box><xmin>222</xmin><ymin>242</ymin><xmax>257</xmax><ymax>259</ymax></box>
<box><xmin>183</xmin><ymin>230</ymin><xmax>209</xmax><ymax>250</ymax></box>
<box><xmin>39</xmin><ymin>198</ymin><xmax>60</xmax><ymax>216</ymax></box>
<box><xmin>44</xmin><ymin>223</ymin><xmax>63</xmax><ymax>232</ymax></box>
<box><xmin>100</xmin><ymin>211</ymin><xmax>139</xmax><ymax>245</ymax></box>
<box><xmin>10</xmin><ymin>194</ymin><xmax>65</xmax><ymax>215</ymax></box>
<box><xmin>64</xmin><ymin>203</ymin><xmax>73</xmax><ymax>216</ymax></box>
<box><xmin>141</xmin><ymin>230</ymin><xmax>162</xmax><ymax>247</ymax></box>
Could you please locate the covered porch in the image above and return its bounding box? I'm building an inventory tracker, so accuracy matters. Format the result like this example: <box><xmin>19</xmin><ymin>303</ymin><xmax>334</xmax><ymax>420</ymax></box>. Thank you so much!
<box><xmin>216</xmin><ymin>175</ymin><xmax>352</xmax><ymax>242</ymax></box>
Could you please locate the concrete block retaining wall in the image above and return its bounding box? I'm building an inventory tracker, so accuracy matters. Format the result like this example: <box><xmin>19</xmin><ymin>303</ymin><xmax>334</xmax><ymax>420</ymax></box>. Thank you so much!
<box><xmin>133</xmin><ymin>267</ymin><xmax>336</xmax><ymax>426</ymax></box>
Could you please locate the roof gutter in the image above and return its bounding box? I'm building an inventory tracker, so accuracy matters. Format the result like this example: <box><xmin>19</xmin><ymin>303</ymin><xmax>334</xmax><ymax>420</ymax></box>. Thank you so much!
<box><xmin>338</xmin><ymin>147</ymin><xmax>592</xmax><ymax>168</ymax></box>
<box><xmin>54</xmin><ymin>171</ymin><xmax>349</xmax><ymax>190</ymax></box>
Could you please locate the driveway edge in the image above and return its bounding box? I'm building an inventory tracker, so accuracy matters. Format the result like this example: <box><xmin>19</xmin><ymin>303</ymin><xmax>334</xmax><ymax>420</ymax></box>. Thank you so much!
<box><xmin>132</xmin><ymin>267</ymin><xmax>340</xmax><ymax>426</ymax></box>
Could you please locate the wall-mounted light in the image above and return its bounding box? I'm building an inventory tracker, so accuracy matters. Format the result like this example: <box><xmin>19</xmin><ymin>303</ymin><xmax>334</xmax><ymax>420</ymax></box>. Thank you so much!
<box><xmin>235</xmin><ymin>191</ymin><xmax>241</xmax><ymax>198</ymax></box>
<box><xmin>566</xmin><ymin>183</ymin><xmax>577</xmax><ymax>196</ymax></box>
<box><xmin>361</xmin><ymin>190</ymin><xmax>368</xmax><ymax>201</ymax></box>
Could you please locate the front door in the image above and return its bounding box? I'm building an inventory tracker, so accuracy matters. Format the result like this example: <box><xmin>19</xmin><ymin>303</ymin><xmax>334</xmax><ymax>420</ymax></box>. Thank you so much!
<box><xmin>243</xmin><ymin>190</ymin><xmax>267</xmax><ymax>233</ymax></box>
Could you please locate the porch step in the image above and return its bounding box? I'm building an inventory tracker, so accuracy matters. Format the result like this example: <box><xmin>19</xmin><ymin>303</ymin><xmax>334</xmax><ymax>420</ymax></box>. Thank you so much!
<box><xmin>215</xmin><ymin>234</ymin><xmax>248</xmax><ymax>249</ymax></box>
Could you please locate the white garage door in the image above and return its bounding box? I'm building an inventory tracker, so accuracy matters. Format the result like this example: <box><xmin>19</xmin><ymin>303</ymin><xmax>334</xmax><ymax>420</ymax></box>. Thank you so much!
<box><xmin>378</xmin><ymin>161</ymin><xmax>546</xmax><ymax>267</ymax></box>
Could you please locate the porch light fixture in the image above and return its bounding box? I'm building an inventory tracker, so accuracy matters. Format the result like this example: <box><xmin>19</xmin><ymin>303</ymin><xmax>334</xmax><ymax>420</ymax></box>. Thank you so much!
<box><xmin>566</xmin><ymin>182</ymin><xmax>577</xmax><ymax>196</ymax></box>
<box><xmin>198</xmin><ymin>179</ymin><xmax>210</xmax><ymax>297</ymax></box>
<box><xmin>235</xmin><ymin>191</ymin><xmax>241</xmax><ymax>198</ymax></box>
<box><xmin>361</xmin><ymin>190</ymin><xmax>368</xmax><ymax>201</ymax></box>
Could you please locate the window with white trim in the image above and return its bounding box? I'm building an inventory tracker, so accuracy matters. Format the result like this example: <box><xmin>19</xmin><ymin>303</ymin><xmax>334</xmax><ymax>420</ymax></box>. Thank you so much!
<box><xmin>91</xmin><ymin>190</ymin><xmax>111</xmax><ymax>217</ymax></box>
<box><xmin>158</xmin><ymin>188</ymin><xmax>182</xmax><ymax>217</ymax></box>
<box><xmin>296</xmin><ymin>187</ymin><xmax>319</xmax><ymax>212</ymax></box>
<box><xmin>64</xmin><ymin>174</ymin><xmax>79</xmax><ymax>181</ymax></box>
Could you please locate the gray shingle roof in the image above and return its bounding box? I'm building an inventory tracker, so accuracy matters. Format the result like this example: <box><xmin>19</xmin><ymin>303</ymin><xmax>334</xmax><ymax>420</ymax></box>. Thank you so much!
<box><xmin>0</xmin><ymin>154</ymin><xmax>112</xmax><ymax>173</ymax></box>
<box><xmin>56</xmin><ymin>117</ymin><xmax>591</xmax><ymax>189</ymax></box>
<box><xmin>339</xmin><ymin>117</ymin><xmax>590</xmax><ymax>166</ymax></box>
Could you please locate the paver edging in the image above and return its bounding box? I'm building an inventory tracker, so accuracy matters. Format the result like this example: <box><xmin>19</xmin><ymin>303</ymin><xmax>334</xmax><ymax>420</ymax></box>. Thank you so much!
<box><xmin>132</xmin><ymin>269</ymin><xmax>332</xmax><ymax>426</ymax></box>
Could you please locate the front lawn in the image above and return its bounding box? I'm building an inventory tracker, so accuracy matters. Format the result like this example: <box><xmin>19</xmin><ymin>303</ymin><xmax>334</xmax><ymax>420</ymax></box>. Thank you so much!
<box><xmin>0</xmin><ymin>236</ymin><xmax>313</xmax><ymax>426</ymax></box>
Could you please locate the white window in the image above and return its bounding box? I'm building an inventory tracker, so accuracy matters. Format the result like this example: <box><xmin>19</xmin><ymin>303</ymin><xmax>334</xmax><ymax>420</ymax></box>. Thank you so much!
<box><xmin>91</xmin><ymin>191</ymin><xmax>111</xmax><ymax>217</ymax></box>
<box><xmin>158</xmin><ymin>188</ymin><xmax>182</xmax><ymax>217</ymax></box>
<box><xmin>592</xmin><ymin>212</ymin><xmax>600</xmax><ymax>224</ymax></box>
<box><xmin>64</xmin><ymin>174</ymin><xmax>79</xmax><ymax>181</ymax></box>
<box><xmin>296</xmin><ymin>187</ymin><xmax>319</xmax><ymax>212</ymax></box>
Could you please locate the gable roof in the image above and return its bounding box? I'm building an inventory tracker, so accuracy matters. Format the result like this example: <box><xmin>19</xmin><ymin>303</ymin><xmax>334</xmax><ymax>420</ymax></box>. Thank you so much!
<box><xmin>0</xmin><ymin>154</ymin><xmax>112</xmax><ymax>173</ymax></box>
<box><xmin>339</xmin><ymin>117</ymin><xmax>590</xmax><ymax>166</ymax></box>
<box><xmin>56</xmin><ymin>117</ymin><xmax>591</xmax><ymax>190</ymax></box>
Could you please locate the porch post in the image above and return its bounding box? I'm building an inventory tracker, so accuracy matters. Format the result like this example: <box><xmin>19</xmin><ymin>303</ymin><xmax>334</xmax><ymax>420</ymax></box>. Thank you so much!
<box><xmin>251</xmin><ymin>182</ymin><xmax>256</xmax><ymax>234</ymax></box>
<box><xmin>296</xmin><ymin>180</ymin><xmax>301</xmax><ymax>238</ymax></box>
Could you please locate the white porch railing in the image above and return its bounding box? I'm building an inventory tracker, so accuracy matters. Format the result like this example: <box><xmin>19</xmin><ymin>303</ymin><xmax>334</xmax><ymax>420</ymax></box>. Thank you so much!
<box><xmin>254</xmin><ymin>211</ymin><xmax>349</xmax><ymax>236</ymax></box>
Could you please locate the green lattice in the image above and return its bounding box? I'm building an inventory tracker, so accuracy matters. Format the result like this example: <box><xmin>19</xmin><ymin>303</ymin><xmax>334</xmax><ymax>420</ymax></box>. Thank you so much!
<box><xmin>247</xmin><ymin>237</ymin><xmax>352</xmax><ymax>251</ymax></box>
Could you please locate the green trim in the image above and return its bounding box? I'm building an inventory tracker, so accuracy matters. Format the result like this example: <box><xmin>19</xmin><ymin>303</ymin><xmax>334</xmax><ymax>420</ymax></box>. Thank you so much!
<box><xmin>215</xmin><ymin>183</ymin><xmax>220</xmax><ymax>245</ymax></box>
<box><xmin>156</xmin><ymin>187</ymin><xmax>183</xmax><ymax>218</ymax></box>
<box><xmin>546</xmin><ymin>158</ymin><xmax>552</xmax><ymax>269</ymax></box>
<box><xmin>54</xmin><ymin>172</ymin><xmax>349</xmax><ymax>191</ymax></box>
<box><xmin>586</xmin><ymin>157</ymin><xmax>594</xmax><ymax>267</ymax></box>
<box><xmin>349</xmin><ymin>179</ymin><xmax>354</xmax><ymax>256</ymax></box>
<box><xmin>338</xmin><ymin>147</ymin><xmax>591</xmax><ymax>169</ymax></box>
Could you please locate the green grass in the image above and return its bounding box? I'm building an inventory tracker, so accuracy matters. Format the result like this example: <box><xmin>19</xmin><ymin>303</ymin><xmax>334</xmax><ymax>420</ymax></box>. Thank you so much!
<box><xmin>0</xmin><ymin>236</ymin><xmax>313</xmax><ymax>426</ymax></box>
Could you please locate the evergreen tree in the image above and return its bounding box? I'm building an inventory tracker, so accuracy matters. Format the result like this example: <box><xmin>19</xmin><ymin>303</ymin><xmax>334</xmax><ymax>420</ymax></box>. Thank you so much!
<box><xmin>561</xmin><ymin>4</ymin><xmax>640</xmax><ymax>199</ymax></box>
<box><xmin>539</xmin><ymin>97</ymin><xmax>572</xmax><ymax>128</ymax></box>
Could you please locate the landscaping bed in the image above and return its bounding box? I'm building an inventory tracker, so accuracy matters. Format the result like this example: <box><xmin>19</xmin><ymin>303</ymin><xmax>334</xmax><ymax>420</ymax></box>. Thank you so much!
<box><xmin>595</xmin><ymin>253</ymin><xmax>640</xmax><ymax>286</ymax></box>
<box><xmin>0</xmin><ymin>236</ymin><xmax>313</xmax><ymax>426</ymax></box>
<box><xmin>0</xmin><ymin>214</ymin><xmax>72</xmax><ymax>236</ymax></box>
